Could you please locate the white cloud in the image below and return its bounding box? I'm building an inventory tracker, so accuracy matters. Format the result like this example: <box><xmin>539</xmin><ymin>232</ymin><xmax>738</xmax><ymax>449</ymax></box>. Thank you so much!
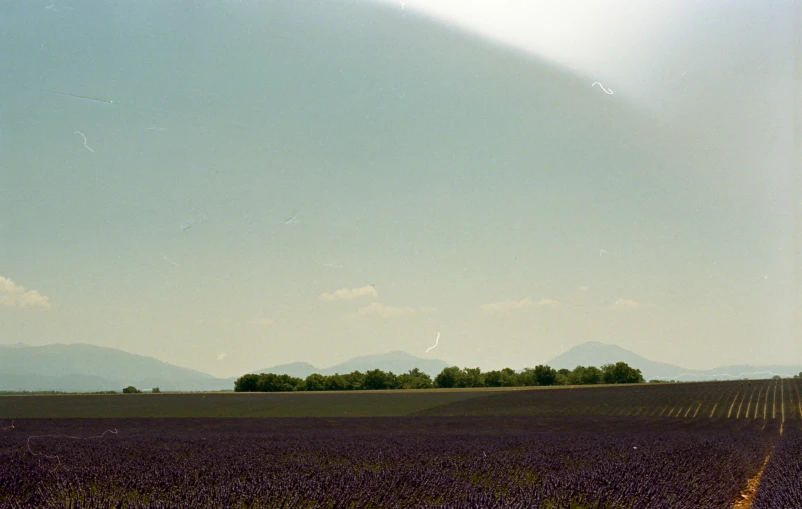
<box><xmin>320</xmin><ymin>285</ymin><xmax>378</xmax><ymax>302</ymax></box>
<box><xmin>0</xmin><ymin>276</ymin><xmax>51</xmax><ymax>309</ymax></box>
<box><xmin>610</xmin><ymin>298</ymin><xmax>641</xmax><ymax>310</ymax></box>
<box><xmin>480</xmin><ymin>297</ymin><xmax>560</xmax><ymax>314</ymax></box>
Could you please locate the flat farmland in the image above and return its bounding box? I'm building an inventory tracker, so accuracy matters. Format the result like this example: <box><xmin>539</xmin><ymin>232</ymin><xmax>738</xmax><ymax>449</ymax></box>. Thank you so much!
<box><xmin>0</xmin><ymin>387</ymin><xmax>528</xmax><ymax>419</ymax></box>
<box><xmin>415</xmin><ymin>379</ymin><xmax>802</xmax><ymax>421</ymax></box>
<box><xmin>4</xmin><ymin>379</ymin><xmax>800</xmax><ymax>420</ymax></box>
<box><xmin>0</xmin><ymin>416</ymin><xmax>795</xmax><ymax>508</ymax></box>
<box><xmin>1</xmin><ymin>380</ymin><xmax>800</xmax><ymax>508</ymax></box>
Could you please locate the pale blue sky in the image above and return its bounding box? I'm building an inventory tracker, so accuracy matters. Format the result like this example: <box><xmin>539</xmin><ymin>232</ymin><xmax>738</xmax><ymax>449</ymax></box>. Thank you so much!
<box><xmin>0</xmin><ymin>0</ymin><xmax>797</xmax><ymax>378</ymax></box>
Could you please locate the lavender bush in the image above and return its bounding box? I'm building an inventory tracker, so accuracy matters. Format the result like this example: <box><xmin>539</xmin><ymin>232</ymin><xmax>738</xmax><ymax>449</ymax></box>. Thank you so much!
<box><xmin>0</xmin><ymin>416</ymin><xmax>777</xmax><ymax>508</ymax></box>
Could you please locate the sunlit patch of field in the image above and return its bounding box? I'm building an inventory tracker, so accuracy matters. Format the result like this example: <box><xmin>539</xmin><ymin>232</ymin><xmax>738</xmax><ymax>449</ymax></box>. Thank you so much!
<box><xmin>414</xmin><ymin>379</ymin><xmax>802</xmax><ymax>423</ymax></box>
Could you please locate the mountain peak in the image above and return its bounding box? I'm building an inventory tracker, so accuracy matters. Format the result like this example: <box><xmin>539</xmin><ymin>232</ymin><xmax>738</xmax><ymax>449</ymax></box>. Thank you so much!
<box><xmin>254</xmin><ymin>350</ymin><xmax>448</xmax><ymax>378</ymax></box>
<box><xmin>0</xmin><ymin>342</ymin><xmax>225</xmax><ymax>392</ymax></box>
<box><xmin>569</xmin><ymin>341</ymin><xmax>628</xmax><ymax>350</ymax></box>
<box><xmin>548</xmin><ymin>342</ymin><xmax>686</xmax><ymax>380</ymax></box>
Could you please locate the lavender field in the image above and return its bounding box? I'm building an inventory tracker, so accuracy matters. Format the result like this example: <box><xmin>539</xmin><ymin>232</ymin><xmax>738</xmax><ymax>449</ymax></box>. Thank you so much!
<box><xmin>0</xmin><ymin>415</ymin><xmax>785</xmax><ymax>508</ymax></box>
<box><xmin>751</xmin><ymin>422</ymin><xmax>802</xmax><ymax>508</ymax></box>
<box><xmin>415</xmin><ymin>379</ymin><xmax>802</xmax><ymax>420</ymax></box>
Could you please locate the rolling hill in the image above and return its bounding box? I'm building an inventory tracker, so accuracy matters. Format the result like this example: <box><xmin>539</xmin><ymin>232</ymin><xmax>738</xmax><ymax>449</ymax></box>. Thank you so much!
<box><xmin>548</xmin><ymin>342</ymin><xmax>694</xmax><ymax>380</ymax></box>
<box><xmin>253</xmin><ymin>351</ymin><xmax>449</xmax><ymax>379</ymax></box>
<box><xmin>252</xmin><ymin>362</ymin><xmax>320</xmax><ymax>379</ymax></box>
<box><xmin>548</xmin><ymin>341</ymin><xmax>802</xmax><ymax>381</ymax></box>
<box><xmin>0</xmin><ymin>344</ymin><xmax>450</xmax><ymax>392</ymax></box>
<box><xmin>0</xmin><ymin>343</ymin><xmax>229</xmax><ymax>392</ymax></box>
<box><xmin>2</xmin><ymin>341</ymin><xmax>799</xmax><ymax>393</ymax></box>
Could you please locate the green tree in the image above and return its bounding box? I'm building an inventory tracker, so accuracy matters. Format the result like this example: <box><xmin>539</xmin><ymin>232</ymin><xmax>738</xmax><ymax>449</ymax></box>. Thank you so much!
<box><xmin>304</xmin><ymin>373</ymin><xmax>327</xmax><ymax>391</ymax></box>
<box><xmin>342</xmin><ymin>371</ymin><xmax>365</xmax><ymax>390</ymax></box>
<box><xmin>397</xmin><ymin>368</ymin><xmax>433</xmax><ymax>389</ymax></box>
<box><xmin>484</xmin><ymin>370</ymin><xmax>504</xmax><ymax>387</ymax></box>
<box><xmin>286</xmin><ymin>374</ymin><xmax>304</xmax><ymax>390</ymax></box>
<box><xmin>152</xmin><ymin>387</ymin><xmax>161</xmax><ymax>393</ymax></box>
<box><xmin>518</xmin><ymin>368</ymin><xmax>537</xmax><ymax>386</ymax></box>
<box><xmin>256</xmin><ymin>373</ymin><xmax>301</xmax><ymax>392</ymax></box>
<box><xmin>462</xmin><ymin>367</ymin><xmax>484</xmax><ymax>388</ymax></box>
<box><xmin>569</xmin><ymin>366</ymin><xmax>602</xmax><ymax>385</ymax></box>
<box><xmin>122</xmin><ymin>386</ymin><xmax>141</xmax><ymax>394</ymax></box>
<box><xmin>585</xmin><ymin>366</ymin><xmax>603</xmax><ymax>384</ymax></box>
<box><xmin>499</xmin><ymin>368</ymin><xmax>518</xmax><ymax>386</ymax></box>
<box><xmin>234</xmin><ymin>374</ymin><xmax>260</xmax><ymax>392</ymax></box>
<box><xmin>601</xmin><ymin>362</ymin><xmax>644</xmax><ymax>384</ymax></box>
<box><xmin>567</xmin><ymin>366</ymin><xmax>584</xmax><ymax>385</ymax></box>
<box><xmin>485</xmin><ymin>368</ymin><xmax>523</xmax><ymax>387</ymax></box>
<box><xmin>532</xmin><ymin>365</ymin><xmax>558</xmax><ymax>386</ymax></box>
<box><xmin>362</xmin><ymin>369</ymin><xmax>398</xmax><ymax>390</ymax></box>
<box><xmin>324</xmin><ymin>374</ymin><xmax>347</xmax><ymax>391</ymax></box>
<box><xmin>434</xmin><ymin>366</ymin><xmax>465</xmax><ymax>388</ymax></box>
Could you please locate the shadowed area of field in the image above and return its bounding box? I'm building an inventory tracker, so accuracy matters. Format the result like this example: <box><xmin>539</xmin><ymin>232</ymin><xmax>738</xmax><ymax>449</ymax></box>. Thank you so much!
<box><xmin>0</xmin><ymin>388</ymin><xmax>529</xmax><ymax>418</ymax></box>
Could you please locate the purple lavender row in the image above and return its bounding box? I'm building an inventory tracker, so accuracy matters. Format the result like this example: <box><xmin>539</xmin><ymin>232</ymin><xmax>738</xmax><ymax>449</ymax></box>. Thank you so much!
<box><xmin>751</xmin><ymin>422</ymin><xmax>802</xmax><ymax>508</ymax></box>
<box><xmin>0</xmin><ymin>417</ymin><xmax>776</xmax><ymax>508</ymax></box>
<box><xmin>415</xmin><ymin>379</ymin><xmax>802</xmax><ymax>420</ymax></box>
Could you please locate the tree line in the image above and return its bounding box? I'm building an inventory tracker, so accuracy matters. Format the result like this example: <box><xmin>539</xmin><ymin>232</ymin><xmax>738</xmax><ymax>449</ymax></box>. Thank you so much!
<box><xmin>233</xmin><ymin>362</ymin><xmax>645</xmax><ymax>392</ymax></box>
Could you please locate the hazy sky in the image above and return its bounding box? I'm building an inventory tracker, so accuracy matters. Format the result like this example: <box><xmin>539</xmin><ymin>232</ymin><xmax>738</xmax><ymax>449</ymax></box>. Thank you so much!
<box><xmin>0</xmin><ymin>0</ymin><xmax>797</xmax><ymax>378</ymax></box>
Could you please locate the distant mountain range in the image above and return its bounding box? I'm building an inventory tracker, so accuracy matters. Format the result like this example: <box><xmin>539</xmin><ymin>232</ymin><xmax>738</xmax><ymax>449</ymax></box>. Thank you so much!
<box><xmin>0</xmin><ymin>343</ymin><xmax>227</xmax><ymax>392</ymax></box>
<box><xmin>0</xmin><ymin>344</ymin><xmax>449</xmax><ymax>392</ymax></box>
<box><xmin>548</xmin><ymin>342</ymin><xmax>802</xmax><ymax>381</ymax></box>
<box><xmin>1</xmin><ymin>341</ymin><xmax>800</xmax><ymax>392</ymax></box>
<box><xmin>254</xmin><ymin>351</ymin><xmax>449</xmax><ymax>379</ymax></box>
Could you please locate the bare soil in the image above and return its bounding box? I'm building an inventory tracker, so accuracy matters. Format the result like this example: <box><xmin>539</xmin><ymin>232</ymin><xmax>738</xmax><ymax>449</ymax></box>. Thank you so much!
<box><xmin>733</xmin><ymin>452</ymin><xmax>772</xmax><ymax>509</ymax></box>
